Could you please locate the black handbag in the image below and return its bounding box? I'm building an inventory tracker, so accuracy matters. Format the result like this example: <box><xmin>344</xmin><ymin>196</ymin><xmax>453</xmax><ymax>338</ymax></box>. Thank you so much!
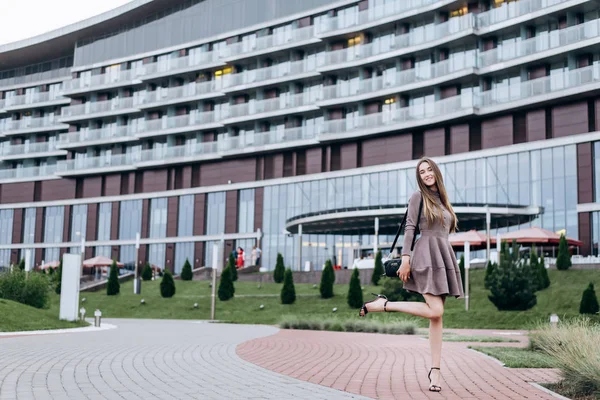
<box><xmin>382</xmin><ymin>196</ymin><xmax>423</xmax><ymax>278</ymax></box>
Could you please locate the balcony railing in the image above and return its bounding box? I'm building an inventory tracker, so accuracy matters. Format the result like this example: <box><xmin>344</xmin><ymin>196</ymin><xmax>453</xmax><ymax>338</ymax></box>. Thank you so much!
<box><xmin>141</xmin><ymin>52</ymin><xmax>220</xmax><ymax>78</ymax></box>
<box><xmin>60</xmin><ymin>97</ymin><xmax>137</xmax><ymax>118</ymax></box>
<box><xmin>64</xmin><ymin>69</ymin><xmax>141</xmax><ymax>92</ymax></box>
<box><xmin>138</xmin><ymin>142</ymin><xmax>219</xmax><ymax>164</ymax></box>
<box><xmin>228</xmin><ymin>93</ymin><xmax>314</xmax><ymax>119</ymax></box>
<box><xmin>2</xmin><ymin>117</ymin><xmax>66</xmax><ymax>133</ymax></box>
<box><xmin>320</xmin><ymin>14</ymin><xmax>474</xmax><ymax>68</ymax></box>
<box><xmin>223</xmin><ymin>59</ymin><xmax>314</xmax><ymax>89</ymax></box>
<box><xmin>225</xmin><ymin>26</ymin><xmax>315</xmax><ymax>58</ymax></box>
<box><xmin>0</xmin><ymin>141</ymin><xmax>62</xmax><ymax>158</ymax></box>
<box><xmin>141</xmin><ymin>81</ymin><xmax>220</xmax><ymax>105</ymax></box>
<box><xmin>479</xmin><ymin>18</ymin><xmax>600</xmax><ymax>67</ymax></box>
<box><xmin>5</xmin><ymin>91</ymin><xmax>67</xmax><ymax>108</ymax></box>
<box><xmin>58</xmin><ymin>125</ymin><xmax>137</xmax><ymax>147</ymax></box>
<box><xmin>476</xmin><ymin>0</ymin><xmax>575</xmax><ymax>27</ymax></box>
<box><xmin>0</xmin><ymin>165</ymin><xmax>58</xmax><ymax>181</ymax></box>
<box><xmin>0</xmin><ymin>67</ymin><xmax>71</xmax><ymax>89</ymax></box>
<box><xmin>57</xmin><ymin>153</ymin><xmax>139</xmax><ymax>174</ymax></box>
<box><xmin>138</xmin><ymin>112</ymin><xmax>219</xmax><ymax>136</ymax></box>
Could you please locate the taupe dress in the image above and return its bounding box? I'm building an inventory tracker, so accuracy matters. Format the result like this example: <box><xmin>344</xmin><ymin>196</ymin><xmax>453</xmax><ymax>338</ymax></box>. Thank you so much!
<box><xmin>401</xmin><ymin>190</ymin><xmax>464</xmax><ymax>298</ymax></box>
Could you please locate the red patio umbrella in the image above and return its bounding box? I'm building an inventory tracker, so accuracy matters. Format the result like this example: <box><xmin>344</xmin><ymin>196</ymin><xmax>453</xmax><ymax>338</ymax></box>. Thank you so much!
<box><xmin>449</xmin><ymin>230</ymin><xmax>489</xmax><ymax>248</ymax></box>
<box><xmin>493</xmin><ymin>227</ymin><xmax>583</xmax><ymax>247</ymax></box>
<box><xmin>83</xmin><ymin>256</ymin><xmax>124</xmax><ymax>268</ymax></box>
<box><xmin>39</xmin><ymin>260</ymin><xmax>60</xmax><ymax>270</ymax></box>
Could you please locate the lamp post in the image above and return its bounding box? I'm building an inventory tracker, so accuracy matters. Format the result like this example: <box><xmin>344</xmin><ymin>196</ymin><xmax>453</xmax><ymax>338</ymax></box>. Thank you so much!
<box><xmin>134</xmin><ymin>232</ymin><xmax>141</xmax><ymax>294</ymax></box>
<box><xmin>75</xmin><ymin>231</ymin><xmax>85</xmax><ymax>277</ymax></box>
<box><xmin>464</xmin><ymin>241</ymin><xmax>470</xmax><ymax>312</ymax></box>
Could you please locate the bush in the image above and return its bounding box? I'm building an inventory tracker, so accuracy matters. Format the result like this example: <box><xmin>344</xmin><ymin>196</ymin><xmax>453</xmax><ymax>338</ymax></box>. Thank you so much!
<box><xmin>484</xmin><ymin>260</ymin><xmax>496</xmax><ymax>290</ymax></box>
<box><xmin>487</xmin><ymin>240</ymin><xmax>537</xmax><ymax>311</ymax></box>
<box><xmin>160</xmin><ymin>269</ymin><xmax>176</xmax><ymax>298</ymax></box>
<box><xmin>228</xmin><ymin>253</ymin><xmax>238</xmax><ymax>282</ymax></box>
<box><xmin>319</xmin><ymin>259</ymin><xmax>335</xmax><ymax>299</ymax></box>
<box><xmin>54</xmin><ymin>259</ymin><xmax>62</xmax><ymax>295</ymax></box>
<box><xmin>18</xmin><ymin>258</ymin><xmax>25</xmax><ymax>271</ymax></box>
<box><xmin>0</xmin><ymin>270</ymin><xmax>50</xmax><ymax>309</ymax></box>
<box><xmin>381</xmin><ymin>277</ymin><xmax>424</xmax><ymax>302</ymax></box>
<box><xmin>218</xmin><ymin>266</ymin><xmax>234</xmax><ymax>301</ymax></box>
<box><xmin>459</xmin><ymin>254</ymin><xmax>465</xmax><ymax>289</ymax></box>
<box><xmin>141</xmin><ymin>263</ymin><xmax>153</xmax><ymax>281</ymax></box>
<box><xmin>530</xmin><ymin>247</ymin><xmax>550</xmax><ymax>291</ymax></box>
<box><xmin>279</xmin><ymin>315</ymin><xmax>417</xmax><ymax>335</ymax></box>
<box><xmin>280</xmin><ymin>268</ymin><xmax>296</xmax><ymax>305</ymax></box>
<box><xmin>273</xmin><ymin>253</ymin><xmax>285</xmax><ymax>283</ymax></box>
<box><xmin>106</xmin><ymin>260</ymin><xmax>120</xmax><ymax>296</ymax></box>
<box><xmin>180</xmin><ymin>258</ymin><xmax>193</xmax><ymax>281</ymax></box>
<box><xmin>579</xmin><ymin>283</ymin><xmax>600</xmax><ymax>315</ymax></box>
<box><xmin>371</xmin><ymin>251</ymin><xmax>383</xmax><ymax>286</ymax></box>
<box><xmin>538</xmin><ymin>254</ymin><xmax>550</xmax><ymax>289</ymax></box>
<box><xmin>347</xmin><ymin>268</ymin><xmax>364</xmax><ymax>309</ymax></box>
<box><xmin>556</xmin><ymin>233</ymin><xmax>572</xmax><ymax>271</ymax></box>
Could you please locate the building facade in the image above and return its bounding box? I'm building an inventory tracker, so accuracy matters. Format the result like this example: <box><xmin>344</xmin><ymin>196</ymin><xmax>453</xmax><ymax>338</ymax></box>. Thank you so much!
<box><xmin>1</xmin><ymin>0</ymin><xmax>600</xmax><ymax>272</ymax></box>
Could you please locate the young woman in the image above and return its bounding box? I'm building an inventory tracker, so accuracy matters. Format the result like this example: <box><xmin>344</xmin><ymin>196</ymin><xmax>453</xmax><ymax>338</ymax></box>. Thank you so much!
<box><xmin>359</xmin><ymin>157</ymin><xmax>464</xmax><ymax>393</ymax></box>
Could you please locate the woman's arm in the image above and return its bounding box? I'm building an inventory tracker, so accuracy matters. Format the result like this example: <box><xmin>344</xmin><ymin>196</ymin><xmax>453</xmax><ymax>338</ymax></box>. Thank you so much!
<box><xmin>401</xmin><ymin>191</ymin><xmax>422</xmax><ymax>258</ymax></box>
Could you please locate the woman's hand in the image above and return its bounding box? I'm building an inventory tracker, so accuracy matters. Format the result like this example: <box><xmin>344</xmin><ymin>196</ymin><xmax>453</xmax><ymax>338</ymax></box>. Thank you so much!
<box><xmin>397</xmin><ymin>256</ymin><xmax>411</xmax><ymax>283</ymax></box>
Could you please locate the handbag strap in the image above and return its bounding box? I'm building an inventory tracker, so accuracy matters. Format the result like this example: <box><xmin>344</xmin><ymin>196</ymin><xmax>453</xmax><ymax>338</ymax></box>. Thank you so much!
<box><xmin>389</xmin><ymin>195</ymin><xmax>423</xmax><ymax>255</ymax></box>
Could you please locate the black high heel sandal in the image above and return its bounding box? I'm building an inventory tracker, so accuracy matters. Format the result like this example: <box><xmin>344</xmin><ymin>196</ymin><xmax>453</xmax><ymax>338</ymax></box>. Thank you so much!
<box><xmin>428</xmin><ymin>367</ymin><xmax>442</xmax><ymax>392</ymax></box>
<box><xmin>359</xmin><ymin>293</ymin><xmax>388</xmax><ymax>317</ymax></box>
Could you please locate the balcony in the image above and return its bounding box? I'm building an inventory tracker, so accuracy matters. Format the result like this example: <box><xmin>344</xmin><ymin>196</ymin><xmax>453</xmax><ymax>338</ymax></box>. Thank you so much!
<box><xmin>0</xmin><ymin>141</ymin><xmax>66</xmax><ymax>161</ymax></box>
<box><xmin>139</xmin><ymin>81</ymin><xmax>223</xmax><ymax>109</ymax></box>
<box><xmin>222</xmin><ymin>60</ymin><xmax>320</xmax><ymax>92</ymax></box>
<box><xmin>136</xmin><ymin>112</ymin><xmax>222</xmax><ymax>139</ymax></box>
<box><xmin>318</xmin><ymin>14</ymin><xmax>475</xmax><ymax>72</ymax></box>
<box><xmin>57</xmin><ymin>126</ymin><xmax>139</xmax><ymax>149</ymax></box>
<box><xmin>321</xmin><ymin>95</ymin><xmax>475</xmax><ymax>140</ymax></box>
<box><xmin>63</xmin><ymin>69</ymin><xmax>143</xmax><ymax>95</ymax></box>
<box><xmin>479</xmin><ymin>18</ymin><xmax>600</xmax><ymax>72</ymax></box>
<box><xmin>220</xmin><ymin>126</ymin><xmax>320</xmax><ymax>155</ymax></box>
<box><xmin>140</xmin><ymin>52</ymin><xmax>223</xmax><ymax>81</ymax></box>
<box><xmin>223</xmin><ymin>93</ymin><xmax>319</xmax><ymax>125</ymax></box>
<box><xmin>0</xmin><ymin>165</ymin><xmax>58</xmax><ymax>183</ymax></box>
<box><xmin>56</xmin><ymin>153</ymin><xmax>139</xmax><ymax>176</ymax></box>
<box><xmin>3</xmin><ymin>91</ymin><xmax>70</xmax><ymax>111</ymax></box>
<box><xmin>60</xmin><ymin>97</ymin><xmax>139</xmax><ymax>122</ymax></box>
<box><xmin>318</xmin><ymin>57</ymin><xmax>477</xmax><ymax>107</ymax></box>
<box><xmin>224</xmin><ymin>26</ymin><xmax>319</xmax><ymax>62</ymax></box>
<box><xmin>2</xmin><ymin>117</ymin><xmax>68</xmax><ymax>136</ymax></box>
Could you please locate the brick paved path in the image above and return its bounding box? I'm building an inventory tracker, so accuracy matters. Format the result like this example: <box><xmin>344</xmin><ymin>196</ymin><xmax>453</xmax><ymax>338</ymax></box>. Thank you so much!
<box><xmin>0</xmin><ymin>320</ymin><xmax>368</xmax><ymax>400</ymax></box>
<box><xmin>237</xmin><ymin>329</ymin><xmax>563</xmax><ymax>400</ymax></box>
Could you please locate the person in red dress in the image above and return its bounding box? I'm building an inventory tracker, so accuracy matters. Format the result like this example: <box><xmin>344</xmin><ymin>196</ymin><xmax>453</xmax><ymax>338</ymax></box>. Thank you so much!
<box><xmin>236</xmin><ymin>247</ymin><xmax>245</xmax><ymax>269</ymax></box>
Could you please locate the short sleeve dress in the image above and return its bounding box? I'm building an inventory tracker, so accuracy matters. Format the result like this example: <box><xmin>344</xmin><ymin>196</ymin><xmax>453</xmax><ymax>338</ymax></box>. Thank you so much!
<box><xmin>401</xmin><ymin>190</ymin><xmax>464</xmax><ymax>298</ymax></box>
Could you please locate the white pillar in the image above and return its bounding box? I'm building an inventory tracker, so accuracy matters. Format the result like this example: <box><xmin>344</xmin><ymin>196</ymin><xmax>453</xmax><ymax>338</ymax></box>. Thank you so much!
<box><xmin>210</xmin><ymin>243</ymin><xmax>219</xmax><ymax>321</ymax></box>
<box><xmin>59</xmin><ymin>254</ymin><xmax>82</xmax><ymax>322</ymax></box>
<box><xmin>373</xmin><ymin>217</ymin><xmax>379</xmax><ymax>256</ymax></box>
<box><xmin>134</xmin><ymin>232</ymin><xmax>141</xmax><ymax>294</ymax></box>
<box><xmin>297</xmin><ymin>224</ymin><xmax>303</xmax><ymax>272</ymax></box>
<box><xmin>464</xmin><ymin>241</ymin><xmax>470</xmax><ymax>312</ymax></box>
<box><xmin>486</xmin><ymin>208</ymin><xmax>491</xmax><ymax>262</ymax></box>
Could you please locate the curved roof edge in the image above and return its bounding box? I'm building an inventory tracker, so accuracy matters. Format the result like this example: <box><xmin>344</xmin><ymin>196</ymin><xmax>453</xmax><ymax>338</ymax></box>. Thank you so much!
<box><xmin>0</xmin><ymin>0</ymin><xmax>152</xmax><ymax>54</ymax></box>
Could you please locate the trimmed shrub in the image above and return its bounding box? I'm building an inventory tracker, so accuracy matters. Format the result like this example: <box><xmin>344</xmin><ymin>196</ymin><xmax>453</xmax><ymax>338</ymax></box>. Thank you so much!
<box><xmin>280</xmin><ymin>268</ymin><xmax>296</xmax><ymax>305</ymax></box>
<box><xmin>106</xmin><ymin>260</ymin><xmax>120</xmax><ymax>296</ymax></box>
<box><xmin>371</xmin><ymin>251</ymin><xmax>383</xmax><ymax>286</ymax></box>
<box><xmin>17</xmin><ymin>258</ymin><xmax>25</xmax><ymax>271</ymax></box>
<box><xmin>484</xmin><ymin>260</ymin><xmax>496</xmax><ymax>290</ymax></box>
<box><xmin>273</xmin><ymin>253</ymin><xmax>285</xmax><ymax>283</ymax></box>
<box><xmin>530</xmin><ymin>247</ymin><xmax>550</xmax><ymax>291</ymax></box>
<box><xmin>579</xmin><ymin>283</ymin><xmax>600</xmax><ymax>315</ymax></box>
<box><xmin>487</xmin><ymin>240</ymin><xmax>537</xmax><ymax>311</ymax></box>
<box><xmin>54</xmin><ymin>259</ymin><xmax>62</xmax><ymax>295</ymax></box>
<box><xmin>0</xmin><ymin>270</ymin><xmax>50</xmax><ymax>309</ymax></box>
<box><xmin>347</xmin><ymin>268</ymin><xmax>364</xmax><ymax>308</ymax></box>
<box><xmin>180</xmin><ymin>258</ymin><xmax>193</xmax><ymax>281</ymax></box>
<box><xmin>556</xmin><ymin>233</ymin><xmax>572</xmax><ymax>271</ymax></box>
<box><xmin>538</xmin><ymin>254</ymin><xmax>550</xmax><ymax>289</ymax></box>
<box><xmin>459</xmin><ymin>254</ymin><xmax>465</xmax><ymax>289</ymax></box>
<box><xmin>141</xmin><ymin>263</ymin><xmax>153</xmax><ymax>281</ymax></box>
<box><xmin>218</xmin><ymin>266</ymin><xmax>234</xmax><ymax>301</ymax></box>
<box><xmin>319</xmin><ymin>259</ymin><xmax>335</xmax><ymax>299</ymax></box>
<box><xmin>160</xmin><ymin>269</ymin><xmax>176</xmax><ymax>298</ymax></box>
<box><xmin>381</xmin><ymin>277</ymin><xmax>424</xmax><ymax>302</ymax></box>
<box><xmin>228</xmin><ymin>253</ymin><xmax>238</xmax><ymax>282</ymax></box>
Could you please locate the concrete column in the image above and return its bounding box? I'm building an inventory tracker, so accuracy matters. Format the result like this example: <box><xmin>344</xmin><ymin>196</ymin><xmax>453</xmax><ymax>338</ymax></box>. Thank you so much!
<box><xmin>297</xmin><ymin>224</ymin><xmax>303</xmax><ymax>272</ymax></box>
<box><xmin>373</xmin><ymin>218</ymin><xmax>379</xmax><ymax>256</ymax></box>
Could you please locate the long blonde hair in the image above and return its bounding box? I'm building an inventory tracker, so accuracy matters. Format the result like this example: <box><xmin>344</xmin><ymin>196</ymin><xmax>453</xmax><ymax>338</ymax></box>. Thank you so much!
<box><xmin>416</xmin><ymin>157</ymin><xmax>458</xmax><ymax>233</ymax></box>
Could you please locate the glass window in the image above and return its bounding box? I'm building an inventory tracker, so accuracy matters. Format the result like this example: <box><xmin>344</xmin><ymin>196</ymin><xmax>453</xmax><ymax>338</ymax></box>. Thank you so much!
<box><xmin>70</xmin><ymin>205</ymin><xmax>88</xmax><ymax>253</ymax></box>
<box><xmin>594</xmin><ymin>142</ymin><xmax>600</xmax><ymax>201</ymax></box>
<box><xmin>119</xmin><ymin>200</ymin><xmax>142</xmax><ymax>240</ymax></box>
<box><xmin>238</xmin><ymin>189</ymin><xmax>255</xmax><ymax>233</ymax></box>
<box><xmin>0</xmin><ymin>210</ymin><xmax>13</xmax><ymax>267</ymax></box>
<box><xmin>178</xmin><ymin>195</ymin><xmax>194</xmax><ymax>237</ymax></box>
<box><xmin>206</xmin><ymin>192</ymin><xmax>226</xmax><ymax>235</ymax></box>
<box><xmin>120</xmin><ymin>245</ymin><xmax>136</xmax><ymax>269</ymax></box>
<box><xmin>44</xmin><ymin>206</ymin><xmax>64</xmax><ymax>243</ymax></box>
<box><xmin>149</xmin><ymin>198</ymin><xmax>167</xmax><ymax>239</ymax></box>
<box><xmin>149</xmin><ymin>244</ymin><xmax>166</xmax><ymax>270</ymax></box>
<box><xmin>175</xmin><ymin>242</ymin><xmax>194</xmax><ymax>274</ymax></box>
<box><xmin>97</xmin><ymin>203</ymin><xmax>112</xmax><ymax>241</ymax></box>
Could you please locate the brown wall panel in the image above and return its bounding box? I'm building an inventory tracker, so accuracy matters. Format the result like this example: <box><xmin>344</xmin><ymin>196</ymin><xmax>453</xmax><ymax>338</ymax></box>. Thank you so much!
<box><xmin>449</xmin><ymin>124</ymin><xmax>469</xmax><ymax>154</ymax></box>
<box><xmin>254</xmin><ymin>187</ymin><xmax>264</xmax><ymax>232</ymax></box>
<box><xmin>200</xmin><ymin>159</ymin><xmax>256</xmax><ymax>186</ymax></box>
<box><xmin>12</xmin><ymin>209</ymin><xmax>23</xmax><ymax>245</ymax></box>
<box><xmin>595</xmin><ymin>99</ymin><xmax>600</xmax><ymax>131</ymax></box>
<box><xmin>193</xmin><ymin>194</ymin><xmax>206</xmax><ymax>236</ymax></box>
<box><xmin>340</xmin><ymin>143</ymin><xmax>358</xmax><ymax>170</ymax></box>
<box><xmin>579</xmin><ymin>212</ymin><xmax>591</xmax><ymax>256</ymax></box>
<box><xmin>305</xmin><ymin>147</ymin><xmax>322</xmax><ymax>174</ymax></box>
<box><xmin>104</xmin><ymin>175</ymin><xmax>121</xmax><ymax>196</ymax></box>
<box><xmin>552</xmin><ymin>102</ymin><xmax>588</xmax><ymax>138</ymax></box>
<box><xmin>62</xmin><ymin>205</ymin><xmax>71</xmax><ymax>242</ymax></box>
<box><xmin>82</xmin><ymin>176</ymin><xmax>102</xmax><ymax>198</ymax></box>
<box><xmin>141</xmin><ymin>199</ymin><xmax>150</xmax><ymax>238</ymax></box>
<box><xmin>194</xmin><ymin>242</ymin><xmax>204</xmax><ymax>268</ymax></box>
<box><xmin>181</xmin><ymin>165</ymin><xmax>193</xmax><ymax>189</ymax></box>
<box><xmin>1</xmin><ymin>182</ymin><xmax>35</xmax><ymax>204</ymax></box>
<box><xmin>273</xmin><ymin>154</ymin><xmax>284</xmax><ymax>179</ymax></box>
<box><xmin>86</xmin><ymin>203</ymin><xmax>98</xmax><ymax>241</ymax></box>
<box><xmin>225</xmin><ymin>190</ymin><xmax>239</xmax><ymax>234</ymax></box>
<box><xmin>481</xmin><ymin>115</ymin><xmax>513</xmax><ymax>149</ymax></box>
<box><xmin>142</xmin><ymin>170</ymin><xmax>168</xmax><ymax>193</ymax></box>
<box><xmin>166</xmin><ymin>244</ymin><xmax>175</xmax><ymax>273</ymax></box>
<box><xmin>167</xmin><ymin>197</ymin><xmax>179</xmax><ymax>237</ymax></box>
<box><xmin>39</xmin><ymin>180</ymin><xmax>76</xmax><ymax>202</ymax></box>
<box><xmin>423</xmin><ymin>128</ymin><xmax>446</xmax><ymax>157</ymax></box>
<box><xmin>526</xmin><ymin>109</ymin><xmax>546</xmax><ymax>142</ymax></box>
<box><xmin>577</xmin><ymin>142</ymin><xmax>593</xmax><ymax>204</ymax></box>
<box><xmin>361</xmin><ymin>134</ymin><xmax>412</xmax><ymax>167</ymax></box>
<box><xmin>110</xmin><ymin>202</ymin><xmax>119</xmax><ymax>240</ymax></box>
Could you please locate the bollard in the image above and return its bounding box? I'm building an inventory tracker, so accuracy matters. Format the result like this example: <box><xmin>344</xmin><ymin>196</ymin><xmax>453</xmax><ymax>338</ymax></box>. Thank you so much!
<box><xmin>550</xmin><ymin>313</ymin><xmax>559</xmax><ymax>329</ymax></box>
<box><xmin>79</xmin><ymin>307</ymin><xmax>86</xmax><ymax>322</ymax></box>
<box><xmin>94</xmin><ymin>309</ymin><xmax>102</xmax><ymax>327</ymax></box>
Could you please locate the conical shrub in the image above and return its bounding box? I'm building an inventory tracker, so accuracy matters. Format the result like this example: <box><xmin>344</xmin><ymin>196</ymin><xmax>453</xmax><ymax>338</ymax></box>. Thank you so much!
<box><xmin>106</xmin><ymin>260</ymin><xmax>120</xmax><ymax>296</ymax></box>
<box><xmin>539</xmin><ymin>254</ymin><xmax>550</xmax><ymax>289</ymax></box>
<box><xmin>579</xmin><ymin>282</ymin><xmax>600</xmax><ymax>315</ymax></box>
<box><xmin>54</xmin><ymin>258</ymin><xmax>63</xmax><ymax>295</ymax></box>
<box><xmin>459</xmin><ymin>254</ymin><xmax>465</xmax><ymax>289</ymax></box>
<box><xmin>273</xmin><ymin>253</ymin><xmax>285</xmax><ymax>283</ymax></box>
<box><xmin>484</xmin><ymin>260</ymin><xmax>496</xmax><ymax>290</ymax></box>
<box><xmin>180</xmin><ymin>258</ymin><xmax>193</xmax><ymax>281</ymax></box>
<box><xmin>141</xmin><ymin>263</ymin><xmax>153</xmax><ymax>281</ymax></box>
<box><xmin>160</xmin><ymin>269</ymin><xmax>176</xmax><ymax>298</ymax></box>
<box><xmin>347</xmin><ymin>268</ymin><xmax>364</xmax><ymax>309</ymax></box>
<box><xmin>18</xmin><ymin>258</ymin><xmax>25</xmax><ymax>271</ymax></box>
<box><xmin>280</xmin><ymin>268</ymin><xmax>296</xmax><ymax>304</ymax></box>
<box><xmin>218</xmin><ymin>266</ymin><xmax>234</xmax><ymax>301</ymax></box>
<box><xmin>371</xmin><ymin>251</ymin><xmax>383</xmax><ymax>286</ymax></box>
<box><xmin>556</xmin><ymin>233</ymin><xmax>572</xmax><ymax>270</ymax></box>
<box><xmin>319</xmin><ymin>259</ymin><xmax>335</xmax><ymax>299</ymax></box>
<box><xmin>228</xmin><ymin>253</ymin><xmax>238</xmax><ymax>282</ymax></box>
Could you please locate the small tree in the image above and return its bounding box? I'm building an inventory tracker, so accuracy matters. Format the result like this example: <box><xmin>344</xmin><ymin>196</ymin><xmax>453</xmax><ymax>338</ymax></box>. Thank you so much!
<box><xmin>106</xmin><ymin>260</ymin><xmax>120</xmax><ymax>296</ymax></box>
<box><xmin>530</xmin><ymin>247</ymin><xmax>550</xmax><ymax>291</ymax></box>
<box><xmin>319</xmin><ymin>259</ymin><xmax>335</xmax><ymax>299</ymax></box>
<box><xmin>180</xmin><ymin>258</ymin><xmax>193</xmax><ymax>281</ymax></box>
<box><xmin>371</xmin><ymin>251</ymin><xmax>383</xmax><ymax>286</ymax></box>
<box><xmin>579</xmin><ymin>282</ymin><xmax>600</xmax><ymax>315</ymax></box>
<box><xmin>484</xmin><ymin>260</ymin><xmax>496</xmax><ymax>290</ymax></box>
<box><xmin>228</xmin><ymin>253</ymin><xmax>238</xmax><ymax>282</ymax></box>
<box><xmin>459</xmin><ymin>254</ymin><xmax>466</xmax><ymax>289</ymax></box>
<box><xmin>381</xmin><ymin>277</ymin><xmax>424</xmax><ymax>302</ymax></box>
<box><xmin>160</xmin><ymin>269</ymin><xmax>176</xmax><ymax>298</ymax></box>
<box><xmin>18</xmin><ymin>258</ymin><xmax>25</xmax><ymax>271</ymax></box>
<box><xmin>538</xmin><ymin>254</ymin><xmax>550</xmax><ymax>289</ymax></box>
<box><xmin>141</xmin><ymin>263</ymin><xmax>153</xmax><ymax>281</ymax></box>
<box><xmin>555</xmin><ymin>233</ymin><xmax>572</xmax><ymax>271</ymax></box>
<box><xmin>273</xmin><ymin>253</ymin><xmax>285</xmax><ymax>283</ymax></box>
<box><xmin>347</xmin><ymin>268</ymin><xmax>364</xmax><ymax>309</ymax></box>
<box><xmin>280</xmin><ymin>268</ymin><xmax>296</xmax><ymax>304</ymax></box>
<box><xmin>218</xmin><ymin>266</ymin><xmax>235</xmax><ymax>301</ymax></box>
<box><xmin>54</xmin><ymin>258</ymin><xmax>63</xmax><ymax>295</ymax></box>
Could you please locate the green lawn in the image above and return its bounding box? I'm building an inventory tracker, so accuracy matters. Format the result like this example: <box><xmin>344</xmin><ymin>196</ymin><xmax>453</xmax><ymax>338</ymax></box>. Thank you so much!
<box><xmin>0</xmin><ymin>299</ymin><xmax>88</xmax><ymax>332</ymax></box>
<box><xmin>469</xmin><ymin>346</ymin><xmax>557</xmax><ymax>368</ymax></box>
<box><xmin>43</xmin><ymin>269</ymin><xmax>600</xmax><ymax>330</ymax></box>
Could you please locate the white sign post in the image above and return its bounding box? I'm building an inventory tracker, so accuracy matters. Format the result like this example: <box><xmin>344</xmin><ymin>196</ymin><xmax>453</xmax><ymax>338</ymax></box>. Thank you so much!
<box><xmin>464</xmin><ymin>241</ymin><xmax>470</xmax><ymax>312</ymax></box>
<box><xmin>134</xmin><ymin>232</ymin><xmax>141</xmax><ymax>294</ymax></box>
<box><xmin>24</xmin><ymin>249</ymin><xmax>33</xmax><ymax>279</ymax></box>
<box><xmin>210</xmin><ymin>243</ymin><xmax>220</xmax><ymax>321</ymax></box>
<box><xmin>59</xmin><ymin>254</ymin><xmax>82</xmax><ymax>322</ymax></box>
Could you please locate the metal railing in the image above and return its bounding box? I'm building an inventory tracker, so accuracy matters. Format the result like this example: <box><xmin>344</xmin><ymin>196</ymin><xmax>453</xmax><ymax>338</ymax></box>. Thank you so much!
<box><xmin>64</xmin><ymin>69</ymin><xmax>139</xmax><ymax>92</ymax></box>
<box><xmin>0</xmin><ymin>164</ymin><xmax>58</xmax><ymax>180</ymax></box>
<box><xmin>141</xmin><ymin>52</ymin><xmax>219</xmax><ymax>77</ymax></box>
<box><xmin>3</xmin><ymin>116</ymin><xmax>64</xmax><ymax>132</ymax></box>
<box><xmin>139</xmin><ymin>112</ymin><xmax>218</xmax><ymax>135</ymax></box>
<box><xmin>58</xmin><ymin>125</ymin><xmax>135</xmax><ymax>146</ymax></box>
<box><xmin>0</xmin><ymin>141</ymin><xmax>60</xmax><ymax>157</ymax></box>
<box><xmin>476</xmin><ymin>0</ymin><xmax>575</xmax><ymax>27</ymax></box>
<box><xmin>142</xmin><ymin>81</ymin><xmax>219</xmax><ymax>105</ymax></box>
<box><xmin>223</xmin><ymin>59</ymin><xmax>312</xmax><ymax>89</ymax></box>
<box><xmin>57</xmin><ymin>152</ymin><xmax>140</xmax><ymax>173</ymax></box>
<box><xmin>5</xmin><ymin>91</ymin><xmax>66</xmax><ymax>107</ymax></box>
<box><xmin>225</xmin><ymin>26</ymin><xmax>315</xmax><ymax>58</ymax></box>
<box><xmin>61</xmin><ymin>97</ymin><xmax>136</xmax><ymax>118</ymax></box>
<box><xmin>228</xmin><ymin>92</ymin><xmax>313</xmax><ymax>119</ymax></box>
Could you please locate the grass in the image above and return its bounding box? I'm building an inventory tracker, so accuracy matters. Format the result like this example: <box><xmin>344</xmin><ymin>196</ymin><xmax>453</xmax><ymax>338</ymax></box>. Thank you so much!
<box><xmin>421</xmin><ymin>334</ymin><xmax>520</xmax><ymax>342</ymax></box>
<box><xmin>42</xmin><ymin>269</ymin><xmax>600</xmax><ymax>330</ymax></box>
<box><xmin>468</xmin><ymin>346</ymin><xmax>558</xmax><ymax>368</ymax></box>
<box><xmin>279</xmin><ymin>315</ymin><xmax>417</xmax><ymax>335</ymax></box>
<box><xmin>0</xmin><ymin>299</ymin><xmax>88</xmax><ymax>332</ymax></box>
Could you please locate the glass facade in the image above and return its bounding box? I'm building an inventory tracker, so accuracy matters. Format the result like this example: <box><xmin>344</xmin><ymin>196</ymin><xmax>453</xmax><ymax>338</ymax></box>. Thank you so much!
<box><xmin>204</xmin><ymin>192</ymin><xmax>226</xmax><ymax>267</ymax></box>
<box><xmin>96</xmin><ymin>203</ymin><xmax>112</xmax><ymax>257</ymax></box>
<box><xmin>174</xmin><ymin>195</ymin><xmax>194</xmax><ymax>273</ymax></box>
<box><xmin>149</xmin><ymin>198</ymin><xmax>168</xmax><ymax>239</ymax></box>
<box><xmin>0</xmin><ymin>210</ymin><xmax>14</xmax><ymax>267</ymax></box>
<box><xmin>238</xmin><ymin>189</ymin><xmax>255</xmax><ymax>233</ymax></box>
<box><xmin>44</xmin><ymin>206</ymin><xmax>64</xmax><ymax>262</ymax></box>
<box><xmin>119</xmin><ymin>200</ymin><xmax>142</xmax><ymax>240</ymax></box>
<box><xmin>70</xmin><ymin>205</ymin><xmax>87</xmax><ymax>253</ymax></box>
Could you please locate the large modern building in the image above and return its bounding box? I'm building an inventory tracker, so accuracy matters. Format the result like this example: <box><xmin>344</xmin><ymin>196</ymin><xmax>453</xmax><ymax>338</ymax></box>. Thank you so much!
<box><xmin>1</xmin><ymin>0</ymin><xmax>599</xmax><ymax>273</ymax></box>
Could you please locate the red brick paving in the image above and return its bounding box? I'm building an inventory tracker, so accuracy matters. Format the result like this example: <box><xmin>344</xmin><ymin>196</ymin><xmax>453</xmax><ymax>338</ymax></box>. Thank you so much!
<box><xmin>237</xmin><ymin>329</ymin><xmax>562</xmax><ymax>400</ymax></box>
